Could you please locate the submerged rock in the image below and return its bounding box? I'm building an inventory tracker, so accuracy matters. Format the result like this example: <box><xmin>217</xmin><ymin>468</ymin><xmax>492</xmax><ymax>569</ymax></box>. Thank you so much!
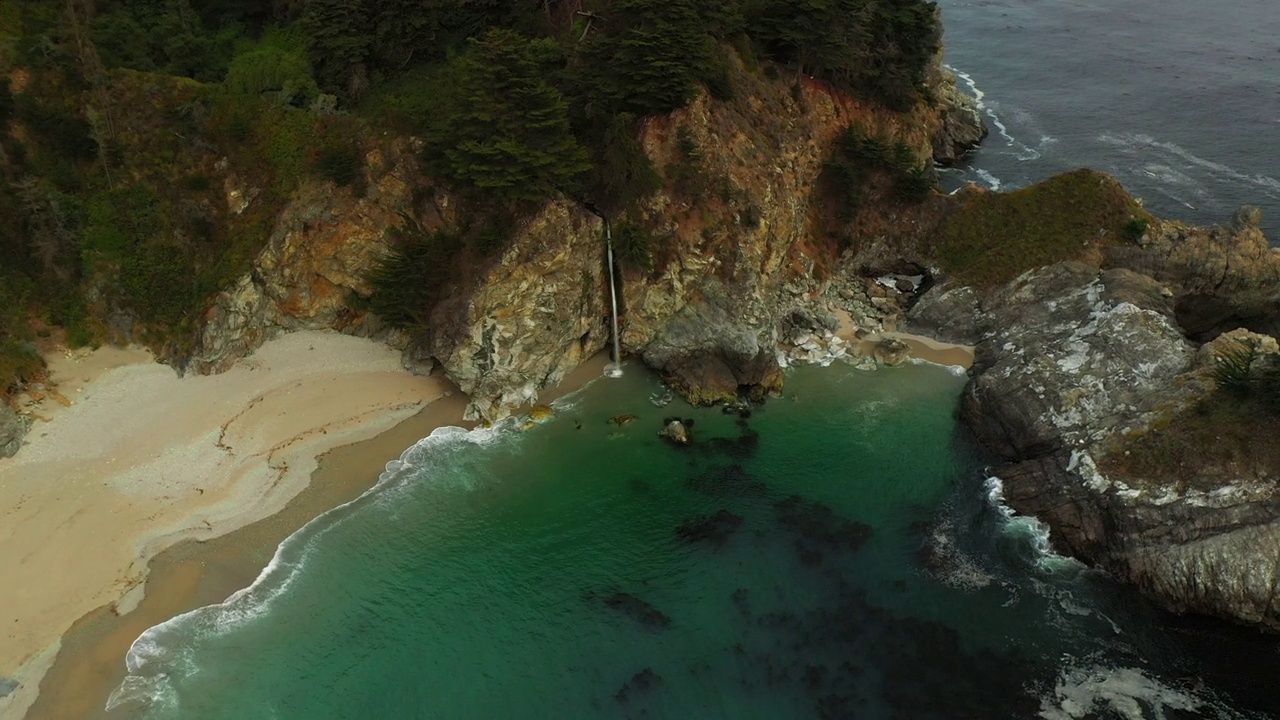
<box><xmin>615</xmin><ymin>668</ymin><xmax>663</xmax><ymax>704</ymax></box>
<box><xmin>598</xmin><ymin>592</ymin><xmax>673</xmax><ymax>631</ymax></box>
<box><xmin>675</xmin><ymin>510</ymin><xmax>745</xmax><ymax>548</ymax></box>
<box><xmin>609</xmin><ymin>414</ymin><xmax>636</xmax><ymax>427</ymax></box>
<box><xmin>774</xmin><ymin>495</ymin><xmax>874</xmax><ymax>566</ymax></box>
<box><xmin>0</xmin><ymin>676</ymin><xmax>17</xmax><ymax>699</ymax></box>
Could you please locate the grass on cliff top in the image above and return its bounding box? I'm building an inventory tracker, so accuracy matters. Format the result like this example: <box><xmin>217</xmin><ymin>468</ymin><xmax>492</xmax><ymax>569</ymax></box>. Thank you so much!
<box><xmin>1098</xmin><ymin>393</ymin><xmax>1280</xmax><ymax>492</ymax></box>
<box><xmin>934</xmin><ymin>169</ymin><xmax>1151</xmax><ymax>288</ymax></box>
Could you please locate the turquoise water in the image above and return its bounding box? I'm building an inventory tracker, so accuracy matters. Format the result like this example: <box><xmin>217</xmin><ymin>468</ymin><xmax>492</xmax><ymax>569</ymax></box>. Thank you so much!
<box><xmin>110</xmin><ymin>364</ymin><xmax>1277</xmax><ymax>719</ymax></box>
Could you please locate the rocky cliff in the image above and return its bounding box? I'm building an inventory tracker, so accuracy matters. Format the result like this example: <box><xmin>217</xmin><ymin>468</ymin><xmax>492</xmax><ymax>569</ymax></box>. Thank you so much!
<box><xmin>912</xmin><ymin>209</ymin><xmax>1280</xmax><ymax>631</ymax></box>
<box><xmin>189</xmin><ymin>51</ymin><xmax>975</xmax><ymax>421</ymax></box>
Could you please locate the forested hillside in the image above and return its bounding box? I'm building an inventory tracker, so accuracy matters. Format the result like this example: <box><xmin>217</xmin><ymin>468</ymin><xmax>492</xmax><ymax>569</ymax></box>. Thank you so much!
<box><xmin>0</xmin><ymin>0</ymin><xmax>941</xmax><ymax>395</ymax></box>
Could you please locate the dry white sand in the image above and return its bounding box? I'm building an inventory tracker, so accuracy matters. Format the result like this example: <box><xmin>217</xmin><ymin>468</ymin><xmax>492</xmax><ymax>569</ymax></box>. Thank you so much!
<box><xmin>0</xmin><ymin>331</ymin><xmax>450</xmax><ymax>720</ymax></box>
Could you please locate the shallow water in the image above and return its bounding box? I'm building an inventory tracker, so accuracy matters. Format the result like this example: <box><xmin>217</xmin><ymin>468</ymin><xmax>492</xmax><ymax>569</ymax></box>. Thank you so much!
<box><xmin>107</xmin><ymin>364</ymin><xmax>1280</xmax><ymax>719</ymax></box>
<box><xmin>937</xmin><ymin>0</ymin><xmax>1280</xmax><ymax>241</ymax></box>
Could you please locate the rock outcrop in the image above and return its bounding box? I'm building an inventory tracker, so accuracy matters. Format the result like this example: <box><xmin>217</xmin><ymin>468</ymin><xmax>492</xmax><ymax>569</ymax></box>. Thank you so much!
<box><xmin>933</xmin><ymin>214</ymin><xmax>1280</xmax><ymax>631</ymax></box>
<box><xmin>931</xmin><ymin>69</ymin><xmax>988</xmax><ymax>165</ymax></box>
<box><xmin>423</xmin><ymin>200</ymin><xmax>608</xmax><ymax>420</ymax></box>
<box><xmin>188</xmin><ymin>140</ymin><xmax>422</xmax><ymax>374</ymax></box>
<box><xmin>1105</xmin><ymin>205</ymin><xmax>1280</xmax><ymax>339</ymax></box>
<box><xmin>0</xmin><ymin>405</ymin><xmax>27</xmax><ymax>459</ymax></box>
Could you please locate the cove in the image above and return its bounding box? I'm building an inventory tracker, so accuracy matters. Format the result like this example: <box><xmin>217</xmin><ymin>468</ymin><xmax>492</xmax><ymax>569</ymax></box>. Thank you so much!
<box><xmin>107</xmin><ymin>364</ymin><xmax>1276</xmax><ymax>719</ymax></box>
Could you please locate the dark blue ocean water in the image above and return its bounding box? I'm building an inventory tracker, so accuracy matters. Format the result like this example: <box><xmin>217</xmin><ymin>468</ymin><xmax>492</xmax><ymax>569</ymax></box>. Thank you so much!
<box><xmin>937</xmin><ymin>0</ymin><xmax>1280</xmax><ymax>241</ymax></box>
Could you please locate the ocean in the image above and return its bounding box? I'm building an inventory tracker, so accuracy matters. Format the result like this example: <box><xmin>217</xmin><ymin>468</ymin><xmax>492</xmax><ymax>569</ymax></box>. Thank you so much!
<box><xmin>936</xmin><ymin>0</ymin><xmax>1280</xmax><ymax>242</ymax></box>
<box><xmin>107</xmin><ymin>363</ymin><xmax>1280</xmax><ymax>719</ymax></box>
<box><xmin>105</xmin><ymin>4</ymin><xmax>1280</xmax><ymax>718</ymax></box>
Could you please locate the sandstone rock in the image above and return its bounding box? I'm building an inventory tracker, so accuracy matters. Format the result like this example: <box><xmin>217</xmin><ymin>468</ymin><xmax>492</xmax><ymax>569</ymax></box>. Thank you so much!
<box><xmin>0</xmin><ymin>405</ymin><xmax>28</xmax><ymax>459</ymax></box>
<box><xmin>528</xmin><ymin>405</ymin><xmax>554</xmax><ymax>421</ymax></box>
<box><xmin>872</xmin><ymin>337</ymin><xmax>911</xmax><ymax>367</ymax></box>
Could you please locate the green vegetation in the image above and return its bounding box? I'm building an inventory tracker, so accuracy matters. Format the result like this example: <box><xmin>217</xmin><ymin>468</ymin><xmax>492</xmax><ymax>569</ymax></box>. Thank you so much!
<box><xmin>424</xmin><ymin>29</ymin><xmax>588</xmax><ymax>207</ymax></box>
<box><xmin>822</xmin><ymin>122</ymin><xmax>933</xmax><ymax>219</ymax></box>
<box><xmin>0</xmin><ymin>0</ymin><xmax>946</xmax><ymax>395</ymax></box>
<box><xmin>363</xmin><ymin>219</ymin><xmax>460</xmax><ymax>329</ymax></box>
<box><xmin>934</xmin><ymin>169</ymin><xmax>1152</xmax><ymax>288</ymax></box>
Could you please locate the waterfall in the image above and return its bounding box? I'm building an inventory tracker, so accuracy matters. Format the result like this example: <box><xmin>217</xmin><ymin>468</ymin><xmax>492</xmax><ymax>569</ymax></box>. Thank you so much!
<box><xmin>604</xmin><ymin>219</ymin><xmax>623</xmax><ymax>378</ymax></box>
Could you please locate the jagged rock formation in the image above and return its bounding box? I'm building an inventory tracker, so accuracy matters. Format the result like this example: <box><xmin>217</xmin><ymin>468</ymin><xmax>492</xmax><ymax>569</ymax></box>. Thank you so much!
<box><xmin>1105</xmin><ymin>205</ymin><xmax>1280</xmax><ymax>339</ymax></box>
<box><xmin>932</xmin><ymin>69</ymin><xmax>988</xmax><ymax>165</ymax></box>
<box><xmin>189</xmin><ymin>54</ymin><xmax>964</xmax><ymax>420</ymax></box>
<box><xmin>918</xmin><ymin>213</ymin><xmax>1280</xmax><ymax>632</ymax></box>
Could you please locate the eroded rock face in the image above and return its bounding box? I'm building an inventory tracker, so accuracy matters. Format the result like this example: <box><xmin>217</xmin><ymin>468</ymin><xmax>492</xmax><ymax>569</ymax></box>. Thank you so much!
<box><xmin>1106</xmin><ymin>206</ymin><xmax>1280</xmax><ymax>339</ymax></box>
<box><xmin>953</xmin><ymin>256</ymin><xmax>1280</xmax><ymax>631</ymax></box>
<box><xmin>932</xmin><ymin>70</ymin><xmax>988</xmax><ymax>165</ymax></box>
<box><xmin>424</xmin><ymin>201</ymin><xmax>608</xmax><ymax>421</ymax></box>
<box><xmin>0</xmin><ymin>405</ymin><xmax>27</xmax><ymax>458</ymax></box>
<box><xmin>189</xmin><ymin>141</ymin><xmax>421</xmax><ymax>374</ymax></box>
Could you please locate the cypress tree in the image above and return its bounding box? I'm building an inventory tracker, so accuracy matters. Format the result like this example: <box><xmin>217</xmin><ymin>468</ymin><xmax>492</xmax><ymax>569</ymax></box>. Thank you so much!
<box><xmin>426</xmin><ymin>29</ymin><xmax>589</xmax><ymax>205</ymax></box>
<box><xmin>300</xmin><ymin>0</ymin><xmax>373</xmax><ymax>100</ymax></box>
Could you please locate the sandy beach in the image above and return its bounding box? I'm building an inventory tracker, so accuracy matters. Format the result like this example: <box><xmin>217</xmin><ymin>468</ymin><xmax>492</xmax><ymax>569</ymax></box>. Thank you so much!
<box><xmin>0</xmin><ymin>331</ymin><xmax>457</xmax><ymax>720</ymax></box>
<box><xmin>0</xmin><ymin>316</ymin><xmax>964</xmax><ymax>720</ymax></box>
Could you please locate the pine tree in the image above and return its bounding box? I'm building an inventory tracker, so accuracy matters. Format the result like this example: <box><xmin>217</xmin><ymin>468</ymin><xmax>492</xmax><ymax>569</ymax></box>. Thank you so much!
<box><xmin>300</xmin><ymin>0</ymin><xmax>372</xmax><ymax>100</ymax></box>
<box><xmin>427</xmin><ymin>29</ymin><xmax>589</xmax><ymax>205</ymax></box>
<box><xmin>578</xmin><ymin>0</ymin><xmax>710</xmax><ymax>117</ymax></box>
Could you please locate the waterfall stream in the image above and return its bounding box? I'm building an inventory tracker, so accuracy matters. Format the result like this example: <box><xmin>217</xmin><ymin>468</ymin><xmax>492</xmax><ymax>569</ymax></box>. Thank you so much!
<box><xmin>604</xmin><ymin>218</ymin><xmax>623</xmax><ymax>378</ymax></box>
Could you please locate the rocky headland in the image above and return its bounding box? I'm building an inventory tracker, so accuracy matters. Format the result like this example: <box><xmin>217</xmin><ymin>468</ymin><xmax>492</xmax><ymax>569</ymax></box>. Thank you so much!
<box><xmin>4</xmin><ymin>13</ymin><xmax>1276</xmax><ymax>643</ymax></box>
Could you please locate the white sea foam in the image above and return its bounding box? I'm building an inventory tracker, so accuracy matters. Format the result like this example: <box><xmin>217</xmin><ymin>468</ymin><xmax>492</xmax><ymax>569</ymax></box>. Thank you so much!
<box><xmin>1038</xmin><ymin>662</ymin><xmax>1258</xmax><ymax>720</ymax></box>
<box><xmin>975</xmin><ymin>168</ymin><xmax>1003</xmax><ymax>190</ymax></box>
<box><xmin>983</xmin><ymin>476</ymin><xmax>1081</xmax><ymax>573</ymax></box>
<box><xmin>106</xmin><ymin>421</ymin><xmax>517</xmax><ymax>714</ymax></box>
<box><xmin>1099</xmin><ymin>132</ymin><xmax>1280</xmax><ymax>201</ymax></box>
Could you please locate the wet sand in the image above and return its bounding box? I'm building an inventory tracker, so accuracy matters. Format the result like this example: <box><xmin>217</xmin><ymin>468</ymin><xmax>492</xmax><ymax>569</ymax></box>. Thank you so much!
<box><xmin>21</xmin><ymin>351</ymin><xmax>611</xmax><ymax>720</ymax></box>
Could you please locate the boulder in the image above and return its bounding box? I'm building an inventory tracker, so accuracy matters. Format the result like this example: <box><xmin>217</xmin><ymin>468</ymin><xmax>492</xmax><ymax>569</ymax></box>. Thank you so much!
<box><xmin>642</xmin><ymin>281</ymin><xmax>783</xmax><ymax>405</ymax></box>
<box><xmin>659</xmin><ymin>418</ymin><xmax>692</xmax><ymax>446</ymax></box>
<box><xmin>872</xmin><ymin>338</ymin><xmax>911</xmax><ymax>367</ymax></box>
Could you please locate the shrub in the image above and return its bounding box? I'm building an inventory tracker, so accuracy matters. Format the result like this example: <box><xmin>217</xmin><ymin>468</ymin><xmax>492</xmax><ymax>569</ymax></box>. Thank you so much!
<box><xmin>612</xmin><ymin>218</ymin><xmax>660</xmax><ymax>273</ymax></box>
<box><xmin>224</xmin><ymin>44</ymin><xmax>320</xmax><ymax>106</ymax></box>
<box><xmin>316</xmin><ymin>143</ymin><xmax>362</xmax><ymax>187</ymax></box>
<box><xmin>365</xmin><ymin>220</ymin><xmax>459</xmax><ymax>329</ymax></box>
<box><xmin>1123</xmin><ymin>216</ymin><xmax>1149</xmax><ymax>243</ymax></box>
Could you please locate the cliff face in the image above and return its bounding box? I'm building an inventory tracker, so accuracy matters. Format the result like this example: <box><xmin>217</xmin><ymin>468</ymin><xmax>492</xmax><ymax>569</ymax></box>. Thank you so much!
<box><xmin>191</xmin><ymin>54</ymin><xmax>966</xmax><ymax>420</ymax></box>
<box><xmin>921</xmin><ymin>210</ymin><xmax>1280</xmax><ymax>631</ymax></box>
<box><xmin>189</xmin><ymin>139</ymin><xmax>423</xmax><ymax>375</ymax></box>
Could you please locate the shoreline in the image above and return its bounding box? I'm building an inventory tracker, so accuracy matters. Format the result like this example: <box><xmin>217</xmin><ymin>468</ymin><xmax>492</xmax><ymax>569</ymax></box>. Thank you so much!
<box><xmin>16</xmin><ymin>349</ymin><xmax>611</xmax><ymax>720</ymax></box>
<box><xmin>0</xmin><ymin>331</ymin><xmax>458</xmax><ymax>720</ymax></box>
<box><xmin>3</xmin><ymin>322</ymin><xmax>964</xmax><ymax>720</ymax></box>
